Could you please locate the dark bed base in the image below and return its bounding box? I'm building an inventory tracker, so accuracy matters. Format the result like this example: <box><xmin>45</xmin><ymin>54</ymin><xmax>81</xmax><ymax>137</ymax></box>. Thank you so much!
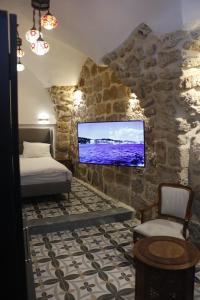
<box><xmin>21</xmin><ymin>181</ymin><xmax>71</xmax><ymax>199</ymax></box>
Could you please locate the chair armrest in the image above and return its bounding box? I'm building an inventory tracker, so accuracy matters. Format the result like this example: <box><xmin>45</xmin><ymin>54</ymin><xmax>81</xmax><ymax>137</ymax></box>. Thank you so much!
<box><xmin>138</xmin><ymin>202</ymin><xmax>159</xmax><ymax>223</ymax></box>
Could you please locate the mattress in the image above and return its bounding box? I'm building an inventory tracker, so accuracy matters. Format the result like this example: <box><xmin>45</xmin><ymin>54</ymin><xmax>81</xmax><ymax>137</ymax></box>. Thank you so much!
<box><xmin>20</xmin><ymin>157</ymin><xmax>72</xmax><ymax>186</ymax></box>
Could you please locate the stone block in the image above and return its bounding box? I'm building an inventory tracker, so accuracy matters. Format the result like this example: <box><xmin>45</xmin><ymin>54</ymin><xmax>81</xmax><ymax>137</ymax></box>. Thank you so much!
<box><xmin>132</xmin><ymin>179</ymin><xmax>144</xmax><ymax>193</ymax></box>
<box><xmin>113</xmin><ymin>101</ymin><xmax>126</xmax><ymax>113</ymax></box>
<box><xmin>179</xmin><ymin>72</ymin><xmax>200</xmax><ymax>89</ymax></box>
<box><xmin>153</xmin><ymin>81</ymin><xmax>173</xmax><ymax>91</ymax></box>
<box><xmin>161</xmin><ymin>30</ymin><xmax>187</xmax><ymax>48</ymax></box>
<box><xmin>156</xmin><ymin>166</ymin><xmax>180</xmax><ymax>182</ymax></box>
<box><xmin>91</xmin><ymin>64</ymin><xmax>97</xmax><ymax>76</ymax></box>
<box><xmin>145</xmin><ymin>44</ymin><xmax>157</xmax><ymax>56</ymax></box>
<box><xmin>93</xmin><ymin>76</ymin><xmax>102</xmax><ymax>92</ymax></box>
<box><xmin>144</xmin><ymin>57</ymin><xmax>157</xmax><ymax>69</ymax></box>
<box><xmin>181</xmin><ymin>56</ymin><xmax>200</xmax><ymax>68</ymax></box>
<box><xmin>103</xmin><ymin>89</ymin><xmax>111</xmax><ymax>101</ymax></box>
<box><xmin>183</xmin><ymin>39</ymin><xmax>200</xmax><ymax>52</ymax></box>
<box><xmin>56</xmin><ymin>141</ymin><xmax>69</xmax><ymax>151</ymax></box>
<box><xmin>94</xmin><ymin>93</ymin><xmax>102</xmax><ymax>103</ymax></box>
<box><xmin>109</xmin><ymin>85</ymin><xmax>118</xmax><ymax>100</ymax></box>
<box><xmin>144</xmin><ymin>72</ymin><xmax>157</xmax><ymax>84</ymax></box>
<box><xmin>102</xmin><ymin>56</ymin><xmax>111</xmax><ymax>66</ymax></box>
<box><xmin>133</xmin><ymin>23</ymin><xmax>152</xmax><ymax>39</ymax></box>
<box><xmin>116</xmin><ymin>173</ymin><xmax>131</xmax><ymax>186</ymax></box>
<box><xmin>159</xmin><ymin>67</ymin><xmax>182</xmax><ymax>80</ymax></box>
<box><xmin>133</xmin><ymin>47</ymin><xmax>145</xmax><ymax>60</ymax></box>
<box><xmin>103</xmin><ymin>168</ymin><xmax>115</xmax><ymax>182</ymax></box>
<box><xmin>102</xmin><ymin>72</ymin><xmax>110</xmax><ymax>88</ymax></box>
<box><xmin>125</xmin><ymin>55</ymin><xmax>139</xmax><ymax>68</ymax></box>
<box><xmin>144</xmin><ymin>182</ymin><xmax>157</xmax><ymax>202</ymax></box>
<box><xmin>168</xmin><ymin>147</ymin><xmax>181</xmax><ymax>167</ymax></box>
<box><xmin>106</xmin><ymin>114</ymin><xmax>119</xmax><ymax>121</ymax></box>
<box><xmin>98</xmin><ymin>65</ymin><xmax>108</xmax><ymax>73</ymax></box>
<box><xmin>82</xmin><ymin>66</ymin><xmax>90</xmax><ymax>78</ymax></box>
<box><xmin>79</xmin><ymin>77</ymin><xmax>85</xmax><ymax>87</ymax></box>
<box><xmin>158</xmin><ymin>50</ymin><xmax>181</xmax><ymax>68</ymax></box>
<box><xmin>91</xmin><ymin>170</ymin><xmax>100</xmax><ymax>187</ymax></box>
<box><xmin>106</xmin><ymin>103</ymin><xmax>111</xmax><ymax>114</ymax></box>
<box><xmin>156</xmin><ymin>141</ymin><xmax>166</xmax><ymax>164</ymax></box>
<box><xmin>144</xmin><ymin>107</ymin><xmax>156</xmax><ymax>117</ymax></box>
<box><xmin>95</xmin><ymin>103</ymin><xmax>106</xmax><ymax>115</ymax></box>
<box><xmin>116</xmin><ymin>85</ymin><xmax>128</xmax><ymax>98</ymax></box>
<box><xmin>110</xmin><ymin>72</ymin><xmax>121</xmax><ymax>84</ymax></box>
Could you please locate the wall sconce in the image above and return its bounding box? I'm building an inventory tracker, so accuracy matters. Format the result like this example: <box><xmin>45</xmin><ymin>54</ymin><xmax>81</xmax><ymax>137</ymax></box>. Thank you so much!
<box><xmin>37</xmin><ymin>112</ymin><xmax>49</xmax><ymax>124</ymax></box>
<box><xmin>129</xmin><ymin>92</ymin><xmax>139</xmax><ymax>109</ymax></box>
<box><xmin>73</xmin><ymin>86</ymin><xmax>83</xmax><ymax>105</ymax></box>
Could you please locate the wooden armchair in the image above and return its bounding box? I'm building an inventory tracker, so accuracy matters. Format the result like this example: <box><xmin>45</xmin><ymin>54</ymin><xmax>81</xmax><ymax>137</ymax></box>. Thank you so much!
<box><xmin>133</xmin><ymin>183</ymin><xmax>194</xmax><ymax>243</ymax></box>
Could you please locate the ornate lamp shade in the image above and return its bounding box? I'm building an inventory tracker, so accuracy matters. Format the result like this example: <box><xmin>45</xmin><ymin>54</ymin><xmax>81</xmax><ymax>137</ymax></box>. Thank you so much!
<box><xmin>41</xmin><ymin>12</ymin><xmax>58</xmax><ymax>30</ymax></box>
<box><xmin>17</xmin><ymin>48</ymin><xmax>25</xmax><ymax>58</ymax></box>
<box><xmin>31</xmin><ymin>35</ymin><xmax>49</xmax><ymax>55</ymax></box>
<box><xmin>26</xmin><ymin>27</ymin><xmax>40</xmax><ymax>43</ymax></box>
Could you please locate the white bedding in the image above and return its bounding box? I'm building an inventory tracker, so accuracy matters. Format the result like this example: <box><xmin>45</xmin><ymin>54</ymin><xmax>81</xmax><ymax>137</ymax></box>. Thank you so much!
<box><xmin>20</xmin><ymin>157</ymin><xmax>72</xmax><ymax>185</ymax></box>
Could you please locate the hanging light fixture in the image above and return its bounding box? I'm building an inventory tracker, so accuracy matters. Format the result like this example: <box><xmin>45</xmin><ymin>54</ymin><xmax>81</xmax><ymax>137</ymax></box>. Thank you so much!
<box><xmin>31</xmin><ymin>8</ymin><xmax>49</xmax><ymax>56</ymax></box>
<box><xmin>41</xmin><ymin>10</ymin><xmax>58</xmax><ymax>30</ymax></box>
<box><xmin>17</xmin><ymin>24</ymin><xmax>25</xmax><ymax>58</ymax></box>
<box><xmin>26</xmin><ymin>1</ymin><xmax>58</xmax><ymax>55</ymax></box>
<box><xmin>17</xmin><ymin>58</ymin><xmax>25</xmax><ymax>72</ymax></box>
<box><xmin>31</xmin><ymin>34</ymin><xmax>49</xmax><ymax>55</ymax></box>
<box><xmin>17</xmin><ymin>24</ymin><xmax>25</xmax><ymax>72</ymax></box>
<box><xmin>26</xmin><ymin>9</ymin><xmax>40</xmax><ymax>43</ymax></box>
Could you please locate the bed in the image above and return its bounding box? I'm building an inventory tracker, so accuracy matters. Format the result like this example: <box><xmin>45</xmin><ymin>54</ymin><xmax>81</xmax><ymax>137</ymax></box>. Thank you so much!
<box><xmin>19</xmin><ymin>128</ymin><xmax>72</xmax><ymax>198</ymax></box>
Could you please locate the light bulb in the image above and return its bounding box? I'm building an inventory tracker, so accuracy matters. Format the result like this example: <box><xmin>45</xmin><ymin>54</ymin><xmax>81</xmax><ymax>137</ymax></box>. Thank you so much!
<box><xmin>17</xmin><ymin>48</ymin><xmax>25</xmax><ymax>58</ymax></box>
<box><xmin>26</xmin><ymin>27</ymin><xmax>40</xmax><ymax>43</ymax></box>
<box><xmin>17</xmin><ymin>62</ymin><xmax>25</xmax><ymax>72</ymax></box>
<box><xmin>74</xmin><ymin>89</ymin><xmax>83</xmax><ymax>105</ymax></box>
<box><xmin>31</xmin><ymin>36</ymin><xmax>49</xmax><ymax>56</ymax></box>
<box><xmin>41</xmin><ymin>12</ymin><xmax>58</xmax><ymax>30</ymax></box>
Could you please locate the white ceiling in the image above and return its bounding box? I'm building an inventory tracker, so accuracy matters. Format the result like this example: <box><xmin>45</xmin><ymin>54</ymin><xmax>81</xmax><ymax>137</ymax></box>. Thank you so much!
<box><xmin>0</xmin><ymin>0</ymin><xmax>200</xmax><ymax>87</ymax></box>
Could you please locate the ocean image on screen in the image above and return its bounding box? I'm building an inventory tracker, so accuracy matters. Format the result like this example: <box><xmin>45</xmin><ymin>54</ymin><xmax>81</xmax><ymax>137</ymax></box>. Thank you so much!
<box><xmin>77</xmin><ymin>121</ymin><xmax>145</xmax><ymax>167</ymax></box>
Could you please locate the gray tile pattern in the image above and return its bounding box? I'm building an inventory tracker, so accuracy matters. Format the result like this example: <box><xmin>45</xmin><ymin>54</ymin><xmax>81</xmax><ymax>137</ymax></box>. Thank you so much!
<box><xmin>23</xmin><ymin>178</ymin><xmax>124</xmax><ymax>222</ymax></box>
<box><xmin>30</xmin><ymin>220</ymin><xmax>200</xmax><ymax>300</ymax></box>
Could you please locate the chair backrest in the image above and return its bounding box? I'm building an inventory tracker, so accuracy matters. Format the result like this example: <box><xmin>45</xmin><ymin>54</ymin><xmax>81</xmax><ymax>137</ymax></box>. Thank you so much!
<box><xmin>158</xmin><ymin>183</ymin><xmax>193</xmax><ymax>220</ymax></box>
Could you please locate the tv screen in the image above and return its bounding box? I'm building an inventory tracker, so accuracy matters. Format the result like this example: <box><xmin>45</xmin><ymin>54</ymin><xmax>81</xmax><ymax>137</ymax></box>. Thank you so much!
<box><xmin>77</xmin><ymin>120</ymin><xmax>145</xmax><ymax>167</ymax></box>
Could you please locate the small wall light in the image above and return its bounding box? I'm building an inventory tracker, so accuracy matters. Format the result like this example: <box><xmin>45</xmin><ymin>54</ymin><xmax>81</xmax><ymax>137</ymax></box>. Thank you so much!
<box><xmin>38</xmin><ymin>112</ymin><xmax>49</xmax><ymax>124</ymax></box>
<box><xmin>73</xmin><ymin>86</ymin><xmax>83</xmax><ymax>105</ymax></box>
<box><xmin>129</xmin><ymin>92</ymin><xmax>139</xmax><ymax>109</ymax></box>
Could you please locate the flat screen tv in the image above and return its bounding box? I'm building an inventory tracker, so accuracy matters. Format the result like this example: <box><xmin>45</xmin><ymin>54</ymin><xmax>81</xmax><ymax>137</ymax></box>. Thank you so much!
<box><xmin>77</xmin><ymin>120</ymin><xmax>145</xmax><ymax>167</ymax></box>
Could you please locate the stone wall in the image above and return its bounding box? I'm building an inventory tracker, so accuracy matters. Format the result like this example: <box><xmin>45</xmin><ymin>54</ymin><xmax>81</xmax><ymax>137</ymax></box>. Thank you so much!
<box><xmin>49</xmin><ymin>23</ymin><xmax>200</xmax><ymax>246</ymax></box>
<box><xmin>70</xmin><ymin>58</ymin><xmax>147</xmax><ymax>208</ymax></box>
<box><xmin>49</xmin><ymin>86</ymin><xmax>74</xmax><ymax>160</ymax></box>
<box><xmin>102</xmin><ymin>23</ymin><xmax>200</xmax><ymax>244</ymax></box>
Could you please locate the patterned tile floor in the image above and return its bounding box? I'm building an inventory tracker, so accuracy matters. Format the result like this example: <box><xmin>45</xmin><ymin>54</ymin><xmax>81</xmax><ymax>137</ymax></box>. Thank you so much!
<box><xmin>30</xmin><ymin>219</ymin><xmax>200</xmax><ymax>300</ymax></box>
<box><xmin>23</xmin><ymin>178</ymin><xmax>126</xmax><ymax>222</ymax></box>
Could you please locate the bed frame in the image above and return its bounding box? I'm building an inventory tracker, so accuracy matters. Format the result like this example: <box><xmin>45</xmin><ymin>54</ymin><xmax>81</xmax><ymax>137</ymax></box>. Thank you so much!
<box><xmin>19</xmin><ymin>128</ymin><xmax>71</xmax><ymax>198</ymax></box>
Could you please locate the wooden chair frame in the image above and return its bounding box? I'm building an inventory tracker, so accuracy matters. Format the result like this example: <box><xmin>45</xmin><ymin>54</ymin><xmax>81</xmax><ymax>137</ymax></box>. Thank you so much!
<box><xmin>133</xmin><ymin>183</ymin><xmax>194</xmax><ymax>243</ymax></box>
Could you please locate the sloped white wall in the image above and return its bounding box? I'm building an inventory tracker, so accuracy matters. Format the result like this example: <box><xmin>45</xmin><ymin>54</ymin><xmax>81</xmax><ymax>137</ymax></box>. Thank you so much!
<box><xmin>18</xmin><ymin>69</ymin><xmax>56</xmax><ymax>125</ymax></box>
<box><xmin>182</xmin><ymin>0</ymin><xmax>200</xmax><ymax>28</ymax></box>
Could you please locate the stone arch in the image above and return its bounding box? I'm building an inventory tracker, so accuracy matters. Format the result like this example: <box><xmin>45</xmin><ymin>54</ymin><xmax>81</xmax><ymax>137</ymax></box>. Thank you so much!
<box><xmin>102</xmin><ymin>23</ymin><xmax>200</xmax><ymax>241</ymax></box>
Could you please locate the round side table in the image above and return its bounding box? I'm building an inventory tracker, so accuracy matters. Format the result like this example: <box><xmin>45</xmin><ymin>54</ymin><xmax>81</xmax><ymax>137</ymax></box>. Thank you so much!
<box><xmin>133</xmin><ymin>236</ymin><xmax>200</xmax><ymax>300</ymax></box>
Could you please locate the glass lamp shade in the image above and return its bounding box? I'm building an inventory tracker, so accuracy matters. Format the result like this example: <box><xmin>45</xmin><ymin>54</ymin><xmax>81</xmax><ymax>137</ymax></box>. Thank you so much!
<box><xmin>17</xmin><ymin>48</ymin><xmax>25</xmax><ymax>58</ymax></box>
<box><xmin>17</xmin><ymin>62</ymin><xmax>25</xmax><ymax>72</ymax></box>
<box><xmin>41</xmin><ymin>12</ymin><xmax>58</xmax><ymax>30</ymax></box>
<box><xmin>26</xmin><ymin>28</ymin><xmax>40</xmax><ymax>43</ymax></box>
<box><xmin>31</xmin><ymin>37</ymin><xmax>49</xmax><ymax>55</ymax></box>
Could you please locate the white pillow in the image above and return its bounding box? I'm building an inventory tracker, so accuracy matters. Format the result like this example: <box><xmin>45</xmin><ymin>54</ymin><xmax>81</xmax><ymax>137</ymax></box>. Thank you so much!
<box><xmin>23</xmin><ymin>141</ymin><xmax>51</xmax><ymax>158</ymax></box>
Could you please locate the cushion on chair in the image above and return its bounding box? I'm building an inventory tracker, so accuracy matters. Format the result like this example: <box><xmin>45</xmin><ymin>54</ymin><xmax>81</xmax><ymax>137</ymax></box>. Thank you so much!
<box><xmin>161</xmin><ymin>186</ymin><xmax>190</xmax><ymax>219</ymax></box>
<box><xmin>134</xmin><ymin>219</ymin><xmax>188</xmax><ymax>240</ymax></box>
